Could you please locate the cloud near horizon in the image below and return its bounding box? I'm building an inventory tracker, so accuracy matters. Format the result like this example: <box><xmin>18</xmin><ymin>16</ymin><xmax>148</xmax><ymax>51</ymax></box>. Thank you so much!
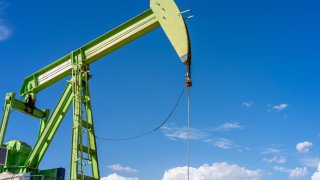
<box><xmin>101</xmin><ymin>173</ymin><xmax>138</xmax><ymax>180</ymax></box>
<box><xmin>273</xmin><ymin>166</ymin><xmax>308</xmax><ymax>179</ymax></box>
<box><xmin>311</xmin><ymin>163</ymin><xmax>320</xmax><ymax>180</ymax></box>
<box><xmin>107</xmin><ymin>164</ymin><xmax>137</xmax><ymax>173</ymax></box>
<box><xmin>162</xmin><ymin>162</ymin><xmax>262</xmax><ymax>180</ymax></box>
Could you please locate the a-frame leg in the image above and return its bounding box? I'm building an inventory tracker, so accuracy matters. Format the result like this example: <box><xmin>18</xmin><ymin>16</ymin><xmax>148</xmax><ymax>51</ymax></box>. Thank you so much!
<box><xmin>83</xmin><ymin>82</ymin><xmax>100</xmax><ymax>178</ymax></box>
<box><xmin>70</xmin><ymin>62</ymin><xmax>100</xmax><ymax>180</ymax></box>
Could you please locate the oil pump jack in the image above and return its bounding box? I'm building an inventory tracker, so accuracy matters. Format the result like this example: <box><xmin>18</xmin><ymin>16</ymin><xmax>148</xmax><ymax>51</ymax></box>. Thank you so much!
<box><xmin>0</xmin><ymin>0</ymin><xmax>192</xmax><ymax>179</ymax></box>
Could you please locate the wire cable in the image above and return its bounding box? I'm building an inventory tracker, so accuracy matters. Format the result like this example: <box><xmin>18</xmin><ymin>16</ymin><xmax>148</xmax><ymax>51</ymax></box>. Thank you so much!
<box><xmin>95</xmin><ymin>88</ymin><xmax>185</xmax><ymax>141</ymax></box>
<box><xmin>187</xmin><ymin>87</ymin><xmax>191</xmax><ymax>180</ymax></box>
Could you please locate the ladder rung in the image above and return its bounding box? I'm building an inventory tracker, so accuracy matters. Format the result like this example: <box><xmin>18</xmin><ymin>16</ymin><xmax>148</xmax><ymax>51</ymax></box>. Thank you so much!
<box><xmin>82</xmin><ymin>157</ymin><xmax>91</xmax><ymax>161</ymax></box>
<box><xmin>77</xmin><ymin>174</ymin><xmax>99</xmax><ymax>180</ymax></box>
<box><xmin>78</xmin><ymin>145</ymin><xmax>96</xmax><ymax>154</ymax></box>
<box><xmin>82</xmin><ymin>120</ymin><xmax>93</xmax><ymax>129</ymax></box>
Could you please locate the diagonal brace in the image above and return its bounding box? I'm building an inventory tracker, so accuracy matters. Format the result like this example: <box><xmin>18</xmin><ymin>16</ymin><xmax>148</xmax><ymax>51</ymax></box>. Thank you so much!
<box><xmin>24</xmin><ymin>82</ymin><xmax>73</xmax><ymax>168</ymax></box>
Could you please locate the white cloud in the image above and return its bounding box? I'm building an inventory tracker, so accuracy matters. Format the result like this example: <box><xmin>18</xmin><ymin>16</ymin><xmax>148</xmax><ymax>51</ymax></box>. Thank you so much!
<box><xmin>161</xmin><ymin>125</ymin><xmax>207</xmax><ymax>141</ymax></box>
<box><xmin>272</xmin><ymin>103</ymin><xmax>288</xmax><ymax>111</ymax></box>
<box><xmin>311</xmin><ymin>163</ymin><xmax>320</xmax><ymax>180</ymax></box>
<box><xmin>0</xmin><ymin>24</ymin><xmax>10</xmax><ymax>40</ymax></box>
<box><xmin>162</xmin><ymin>125</ymin><xmax>246</xmax><ymax>150</ymax></box>
<box><xmin>296</xmin><ymin>141</ymin><xmax>313</xmax><ymax>153</ymax></box>
<box><xmin>162</xmin><ymin>162</ymin><xmax>262</xmax><ymax>180</ymax></box>
<box><xmin>205</xmin><ymin>138</ymin><xmax>249</xmax><ymax>152</ymax></box>
<box><xmin>0</xmin><ymin>2</ymin><xmax>11</xmax><ymax>41</ymax></box>
<box><xmin>214</xmin><ymin>122</ymin><xmax>243</xmax><ymax>131</ymax></box>
<box><xmin>262</xmin><ymin>156</ymin><xmax>287</xmax><ymax>164</ymax></box>
<box><xmin>242</xmin><ymin>101</ymin><xmax>253</xmax><ymax>107</ymax></box>
<box><xmin>108</xmin><ymin>164</ymin><xmax>137</xmax><ymax>173</ymax></box>
<box><xmin>101</xmin><ymin>173</ymin><xmax>138</xmax><ymax>180</ymax></box>
<box><xmin>301</xmin><ymin>158</ymin><xmax>320</xmax><ymax>168</ymax></box>
<box><xmin>212</xmin><ymin>138</ymin><xmax>234</xmax><ymax>149</ymax></box>
<box><xmin>261</xmin><ymin>148</ymin><xmax>285</xmax><ymax>155</ymax></box>
<box><xmin>288</xmin><ymin>167</ymin><xmax>307</xmax><ymax>179</ymax></box>
<box><xmin>273</xmin><ymin>166</ymin><xmax>307</xmax><ymax>179</ymax></box>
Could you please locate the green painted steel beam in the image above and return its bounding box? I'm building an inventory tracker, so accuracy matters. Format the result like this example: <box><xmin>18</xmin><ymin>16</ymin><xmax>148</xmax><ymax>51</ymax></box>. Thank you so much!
<box><xmin>20</xmin><ymin>10</ymin><xmax>159</xmax><ymax>98</ymax></box>
<box><xmin>70</xmin><ymin>63</ymin><xmax>84</xmax><ymax>180</ymax></box>
<box><xmin>20</xmin><ymin>0</ymin><xmax>191</xmax><ymax>100</ymax></box>
<box><xmin>84</xmin><ymin>85</ymin><xmax>100</xmax><ymax>178</ymax></box>
<box><xmin>0</xmin><ymin>93</ymin><xmax>14</xmax><ymax>146</ymax></box>
<box><xmin>69</xmin><ymin>62</ymin><xmax>100</xmax><ymax>179</ymax></box>
<box><xmin>24</xmin><ymin>83</ymin><xmax>73</xmax><ymax>168</ymax></box>
<box><xmin>11</xmin><ymin>98</ymin><xmax>47</xmax><ymax>119</ymax></box>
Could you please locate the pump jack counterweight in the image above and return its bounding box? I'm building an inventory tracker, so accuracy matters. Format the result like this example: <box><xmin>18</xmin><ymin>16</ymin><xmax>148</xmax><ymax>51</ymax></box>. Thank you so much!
<box><xmin>0</xmin><ymin>0</ymin><xmax>192</xmax><ymax>179</ymax></box>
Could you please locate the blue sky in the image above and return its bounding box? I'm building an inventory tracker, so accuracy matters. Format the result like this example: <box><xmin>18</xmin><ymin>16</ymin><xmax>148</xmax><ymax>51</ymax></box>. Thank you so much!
<box><xmin>1</xmin><ymin>0</ymin><xmax>320</xmax><ymax>179</ymax></box>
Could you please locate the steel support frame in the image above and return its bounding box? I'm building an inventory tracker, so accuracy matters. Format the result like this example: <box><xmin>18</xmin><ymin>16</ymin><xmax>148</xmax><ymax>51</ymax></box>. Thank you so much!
<box><xmin>0</xmin><ymin>93</ymin><xmax>14</xmax><ymax>172</ymax></box>
<box><xmin>0</xmin><ymin>74</ymin><xmax>99</xmax><ymax>178</ymax></box>
<box><xmin>1</xmin><ymin>0</ymin><xmax>191</xmax><ymax>177</ymax></box>
<box><xmin>70</xmin><ymin>52</ymin><xmax>100</xmax><ymax>180</ymax></box>
<box><xmin>0</xmin><ymin>93</ymin><xmax>14</xmax><ymax>146</ymax></box>
<box><xmin>0</xmin><ymin>91</ymin><xmax>49</xmax><ymax>147</ymax></box>
<box><xmin>0</xmin><ymin>94</ymin><xmax>50</xmax><ymax>173</ymax></box>
<box><xmin>0</xmin><ymin>92</ymin><xmax>48</xmax><ymax>147</ymax></box>
<box><xmin>24</xmin><ymin>83</ymin><xmax>73</xmax><ymax>169</ymax></box>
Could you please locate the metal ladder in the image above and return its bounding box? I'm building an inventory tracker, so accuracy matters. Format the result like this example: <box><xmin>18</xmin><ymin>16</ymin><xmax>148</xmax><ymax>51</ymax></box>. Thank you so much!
<box><xmin>70</xmin><ymin>52</ymin><xmax>100</xmax><ymax>180</ymax></box>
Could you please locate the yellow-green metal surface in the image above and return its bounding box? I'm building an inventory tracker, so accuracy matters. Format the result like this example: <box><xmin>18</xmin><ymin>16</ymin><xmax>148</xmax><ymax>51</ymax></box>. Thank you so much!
<box><xmin>151</xmin><ymin>0</ymin><xmax>191</xmax><ymax>65</ymax></box>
